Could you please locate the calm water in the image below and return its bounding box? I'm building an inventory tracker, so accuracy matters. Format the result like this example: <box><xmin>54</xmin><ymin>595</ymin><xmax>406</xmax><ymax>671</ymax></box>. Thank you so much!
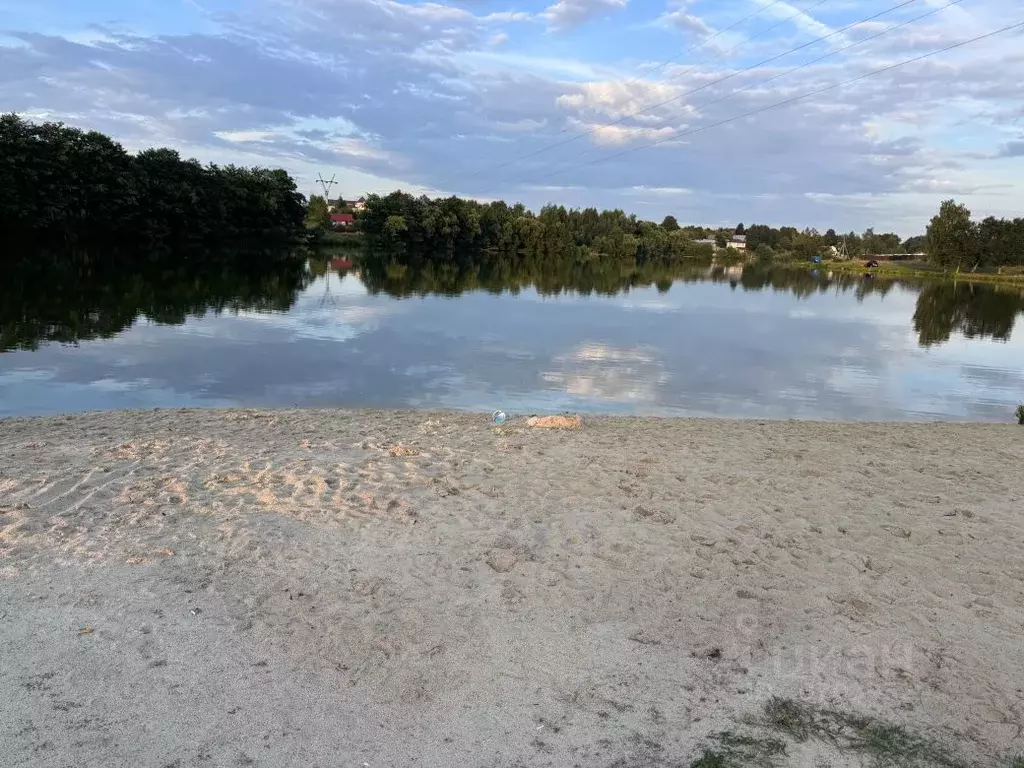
<box><xmin>2</xmin><ymin>261</ymin><xmax>1023</xmax><ymax>421</ymax></box>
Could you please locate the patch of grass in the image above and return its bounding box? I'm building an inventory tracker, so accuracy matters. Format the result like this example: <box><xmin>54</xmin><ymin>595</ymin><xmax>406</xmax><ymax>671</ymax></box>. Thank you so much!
<box><xmin>688</xmin><ymin>730</ymin><xmax>786</xmax><ymax>768</ymax></box>
<box><xmin>804</xmin><ymin>260</ymin><xmax>1024</xmax><ymax>286</ymax></box>
<box><xmin>759</xmin><ymin>697</ymin><xmax>969</xmax><ymax>768</ymax></box>
<box><xmin>1015</xmin><ymin>403</ymin><xmax>1024</xmax><ymax>425</ymax></box>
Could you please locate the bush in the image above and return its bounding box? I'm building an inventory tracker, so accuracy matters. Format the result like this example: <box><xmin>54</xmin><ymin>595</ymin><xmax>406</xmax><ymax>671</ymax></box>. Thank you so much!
<box><xmin>1016</xmin><ymin>403</ymin><xmax>1024</xmax><ymax>425</ymax></box>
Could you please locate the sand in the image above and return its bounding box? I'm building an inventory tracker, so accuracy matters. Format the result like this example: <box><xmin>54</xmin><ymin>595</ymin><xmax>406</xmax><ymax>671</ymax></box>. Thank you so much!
<box><xmin>1</xmin><ymin>409</ymin><xmax>1022</xmax><ymax>767</ymax></box>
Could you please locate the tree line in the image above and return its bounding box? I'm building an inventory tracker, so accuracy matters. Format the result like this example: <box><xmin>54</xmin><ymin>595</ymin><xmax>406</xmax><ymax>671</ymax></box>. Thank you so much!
<box><xmin>1</xmin><ymin>114</ymin><xmax>306</xmax><ymax>268</ymax></box>
<box><xmin>356</xmin><ymin>191</ymin><xmax>932</xmax><ymax>267</ymax></box>
<box><xmin>925</xmin><ymin>199</ymin><xmax>1024</xmax><ymax>272</ymax></box>
<box><xmin>358</xmin><ymin>191</ymin><xmax>716</xmax><ymax>265</ymax></box>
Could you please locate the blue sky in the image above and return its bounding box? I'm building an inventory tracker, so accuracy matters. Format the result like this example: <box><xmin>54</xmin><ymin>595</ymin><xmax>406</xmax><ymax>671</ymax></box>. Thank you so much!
<box><xmin>3</xmin><ymin>0</ymin><xmax>1022</xmax><ymax>233</ymax></box>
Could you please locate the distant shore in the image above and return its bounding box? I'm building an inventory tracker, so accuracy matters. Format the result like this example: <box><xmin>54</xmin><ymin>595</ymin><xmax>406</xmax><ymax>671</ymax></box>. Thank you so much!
<box><xmin>803</xmin><ymin>258</ymin><xmax>1024</xmax><ymax>286</ymax></box>
<box><xmin>1</xmin><ymin>409</ymin><xmax>1022</xmax><ymax>766</ymax></box>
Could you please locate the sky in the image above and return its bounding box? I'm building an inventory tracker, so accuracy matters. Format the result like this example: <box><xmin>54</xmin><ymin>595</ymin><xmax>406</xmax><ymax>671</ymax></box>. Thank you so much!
<box><xmin>2</xmin><ymin>0</ymin><xmax>1022</xmax><ymax>234</ymax></box>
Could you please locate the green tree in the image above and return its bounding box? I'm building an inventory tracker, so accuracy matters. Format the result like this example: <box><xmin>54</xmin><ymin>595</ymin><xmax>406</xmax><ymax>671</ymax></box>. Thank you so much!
<box><xmin>902</xmin><ymin>235</ymin><xmax>927</xmax><ymax>254</ymax></box>
<box><xmin>661</xmin><ymin>215</ymin><xmax>680</xmax><ymax>231</ymax></box>
<box><xmin>715</xmin><ymin>232</ymin><xmax>727</xmax><ymax>248</ymax></box>
<box><xmin>735</xmin><ymin>222</ymin><xmax>745</xmax><ymax>235</ymax></box>
<box><xmin>926</xmin><ymin>199</ymin><xmax>978</xmax><ymax>272</ymax></box>
<box><xmin>305</xmin><ymin>195</ymin><xmax>330</xmax><ymax>230</ymax></box>
<box><xmin>1</xmin><ymin>113</ymin><xmax>305</xmax><ymax>266</ymax></box>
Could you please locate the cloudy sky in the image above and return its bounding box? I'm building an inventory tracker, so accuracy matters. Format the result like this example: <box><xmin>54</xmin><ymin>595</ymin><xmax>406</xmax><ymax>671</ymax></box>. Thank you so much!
<box><xmin>2</xmin><ymin>0</ymin><xmax>1022</xmax><ymax>234</ymax></box>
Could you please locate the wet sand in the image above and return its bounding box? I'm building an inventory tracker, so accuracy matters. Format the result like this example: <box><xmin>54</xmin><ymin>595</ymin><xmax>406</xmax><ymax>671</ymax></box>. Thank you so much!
<box><xmin>1</xmin><ymin>409</ymin><xmax>1022</xmax><ymax>766</ymax></box>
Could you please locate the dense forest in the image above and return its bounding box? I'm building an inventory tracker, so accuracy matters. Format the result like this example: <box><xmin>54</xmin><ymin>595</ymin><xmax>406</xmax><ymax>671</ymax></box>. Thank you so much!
<box><xmin>358</xmin><ymin>191</ymin><xmax>716</xmax><ymax>265</ymax></box>
<box><xmin>0</xmin><ymin>114</ymin><xmax>306</xmax><ymax>266</ymax></box>
<box><xmin>356</xmin><ymin>192</ymin><xmax>1024</xmax><ymax>273</ymax></box>
<box><xmin>356</xmin><ymin>191</ymin><xmax>919</xmax><ymax>266</ymax></box>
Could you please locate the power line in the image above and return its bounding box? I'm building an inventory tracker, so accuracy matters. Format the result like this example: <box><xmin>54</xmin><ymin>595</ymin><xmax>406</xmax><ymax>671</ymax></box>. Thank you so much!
<box><xmin>519</xmin><ymin>0</ymin><xmax>965</xmax><ymax>176</ymax></box>
<box><xmin>624</xmin><ymin>0</ymin><xmax>790</xmax><ymax>86</ymax></box>
<box><xmin>462</xmin><ymin>0</ymin><xmax>834</xmax><ymax>179</ymax></box>
<box><xmin>472</xmin><ymin>0</ymin><xmax>918</xmax><ymax>190</ymax></box>
<box><xmin>564</xmin><ymin>0</ymin><xmax>804</xmax><ymax>126</ymax></box>
<box><xmin>515</xmin><ymin>19</ymin><xmax>1023</xmax><ymax>189</ymax></box>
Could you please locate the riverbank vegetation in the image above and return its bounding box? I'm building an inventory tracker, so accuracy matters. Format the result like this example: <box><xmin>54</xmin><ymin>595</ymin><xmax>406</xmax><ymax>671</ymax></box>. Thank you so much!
<box><xmin>0</xmin><ymin>114</ymin><xmax>306</xmax><ymax>267</ymax></box>
<box><xmin>925</xmin><ymin>199</ymin><xmax>1024</xmax><ymax>272</ymax></box>
<box><xmin>356</xmin><ymin>191</ymin><xmax>921</xmax><ymax>266</ymax></box>
<box><xmin>357</xmin><ymin>192</ymin><xmax>1024</xmax><ymax>286</ymax></box>
<box><xmin>358</xmin><ymin>191</ymin><xmax>715</xmax><ymax>264</ymax></box>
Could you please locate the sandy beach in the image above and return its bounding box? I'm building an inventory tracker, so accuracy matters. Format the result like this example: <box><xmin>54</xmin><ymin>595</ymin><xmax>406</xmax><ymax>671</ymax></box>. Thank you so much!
<box><xmin>1</xmin><ymin>408</ymin><xmax>1022</xmax><ymax>767</ymax></box>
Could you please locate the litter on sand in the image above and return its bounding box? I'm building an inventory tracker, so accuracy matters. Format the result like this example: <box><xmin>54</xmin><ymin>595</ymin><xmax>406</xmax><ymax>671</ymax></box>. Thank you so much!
<box><xmin>525</xmin><ymin>414</ymin><xmax>582</xmax><ymax>430</ymax></box>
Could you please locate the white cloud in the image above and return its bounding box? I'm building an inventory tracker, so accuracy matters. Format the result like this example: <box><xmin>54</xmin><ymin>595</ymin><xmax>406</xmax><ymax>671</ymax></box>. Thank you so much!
<box><xmin>214</xmin><ymin>130</ymin><xmax>277</xmax><ymax>143</ymax></box>
<box><xmin>333</xmin><ymin>137</ymin><xmax>391</xmax><ymax>161</ymax></box>
<box><xmin>628</xmin><ymin>185</ymin><xmax>692</xmax><ymax>195</ymax></box>
<box><xmin>541</xmin><ymin>0</ymin><xmax>628</xmax><ymax>32</ymax></box>
<box><xmin>658</xmin><ymin>9</ymin><xmax>713</xmax><ymax>40</ymax></box>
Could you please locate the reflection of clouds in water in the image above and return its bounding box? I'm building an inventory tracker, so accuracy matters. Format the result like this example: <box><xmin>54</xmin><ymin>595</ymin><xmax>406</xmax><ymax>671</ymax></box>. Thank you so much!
<box><xmin>618</xmin><ymin>298</ymin><xmax>677</xmax><ymax>313</ymax></box>
<box><xmin>821</xmin><ymin>324</ymin><xmax>1024</xmax><ymax>420</ymax></box>
<box><xmin>237</xmin><ymin>304</ymin><xmax>402</xmax><ymax>343</ymax></box>
<box><xmin>0</xmin><ymin>368</ymin><xmax>54</xmax><ymax>385</ymax></box>
<box><xmin>0</xmin><ymin>371</ymin><xmax>233</xmax><ymax>417</ymax></box>
<box><xmin>559</xmin><ymin>344</ymin><xmax>658</xmax><ymax>364</ymax></box>
<box><xmin>542</xmin><ymin>343</ymin><xmax>668</xmax><ymax>404</ymax></box>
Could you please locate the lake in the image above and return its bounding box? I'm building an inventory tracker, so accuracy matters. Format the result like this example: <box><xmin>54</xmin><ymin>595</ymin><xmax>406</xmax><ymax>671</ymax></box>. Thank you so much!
<box><xmin>2</xmin><ymin>259</ymin><xmax>1023</xmax><ymax>421</ymax></box>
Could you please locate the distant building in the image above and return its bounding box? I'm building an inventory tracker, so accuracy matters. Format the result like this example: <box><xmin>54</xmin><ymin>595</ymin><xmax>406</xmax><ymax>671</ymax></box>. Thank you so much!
<box><xmin>330</xmin><ymin>213</ymin><xmax>355</xmax><ymax>228</ymax></box>
<box><xmin>692</xmin><ymin>238</ymin><xmax>718</xmax><ymax>247</ymax></box>
<box><xmin>729</xmin><ymin>234</ymin><xmax>747</xmax><ymax>250</ymax></box>
<box><xmin>327</xmin><ymin>197</ymin><xmax>366</xmax><ymax>212</ymax></box>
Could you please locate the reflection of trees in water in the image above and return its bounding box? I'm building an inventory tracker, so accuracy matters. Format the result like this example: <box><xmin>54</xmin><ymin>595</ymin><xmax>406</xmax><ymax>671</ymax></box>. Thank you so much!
<box><xmin>361</xmin><ymin>254</ymin><xmax>1024</xmax><ymax>347</ymax></box>
<box><xmin>1</xmin><ymin>257</ymin><xmax>312</xmax><ymax>352</ymax></box>
<box><xmin>5</xmin><ymin>252</ymin><xmax>1022</xmax><ymax>352</ymax></box>
<box><xmin>913</xmin><ymin>282</ymin><xmax>1024</xmax><ymax>346</ymax></box>
<box><xmin>359</xmin><ymin>255</ymin><xmax>904</xmax><ymax>301</ymax></box>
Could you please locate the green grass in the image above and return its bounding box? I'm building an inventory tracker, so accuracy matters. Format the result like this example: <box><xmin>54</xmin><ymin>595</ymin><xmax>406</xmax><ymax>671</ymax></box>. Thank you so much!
<box><xmin>686</xmin><ymin>697</ymin><xmax>1015</xmax><ymax>768</ymax></box>
<box><xmin>689</xmin><ymin>731</ymin><xmax>787</xmax><ymax>768</ymax></box>
<box><xmin>759</xmin><ymin>697</ymin><xmax>969</xmax><ymax>768</ymax></box>
<box><xmin>803</xmin><ymin>259</ymin><xmax>1024</xmax><ymax>286</ymax></box>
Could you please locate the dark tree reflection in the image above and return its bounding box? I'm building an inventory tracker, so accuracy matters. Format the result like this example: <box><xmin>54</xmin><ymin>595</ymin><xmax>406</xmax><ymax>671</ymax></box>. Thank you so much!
<box><xmin>1</xmin><ymin>255</ymin><xmax>311</xmax><ymax>352</ymax></box>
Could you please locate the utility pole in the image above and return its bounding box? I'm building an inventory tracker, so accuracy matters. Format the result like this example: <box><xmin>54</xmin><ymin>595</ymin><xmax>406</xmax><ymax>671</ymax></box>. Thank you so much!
<box><xmin>316</xmin><ymin>173</ymin><xmax>338</xmax><ymax>205</ymax></box>
<box><xmin>836</xmin><ymin>237</ymin><xmax>850</xmax><ymax>261</ymax></box>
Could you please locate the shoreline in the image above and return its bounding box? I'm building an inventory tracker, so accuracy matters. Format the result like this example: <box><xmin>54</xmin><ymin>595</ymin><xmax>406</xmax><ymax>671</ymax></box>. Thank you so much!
<box><xmin>790</xmin><ymin>259</ymin><xmax>1024</xmax><ymax>286</ymax></box>
<box><xmin>2</xmin><ymin>408</ymin><xmax>1022</xmax><ymax>766</ymax></box>
<box><xmin>3</xmin><ymin>405</ymin><xmax>1021</xmax><ymax>426</ymax></box>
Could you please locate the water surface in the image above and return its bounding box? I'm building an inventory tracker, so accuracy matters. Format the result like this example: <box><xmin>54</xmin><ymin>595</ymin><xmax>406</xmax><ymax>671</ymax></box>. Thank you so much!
<box><xmin>2</xmin><ymin>262</ymin><xmax>1022</xmax><ymax>421</ymax></box>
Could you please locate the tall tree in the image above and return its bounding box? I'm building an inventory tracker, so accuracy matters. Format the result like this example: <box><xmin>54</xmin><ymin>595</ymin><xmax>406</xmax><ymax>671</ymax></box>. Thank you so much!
<box><xmin>926</xmin><ymin>199</ymin><xmax>977</xmax><ymax>272</ymax></box>
<box><xmin>305</xmin><ymin>195</ymin><xmax>330</xmax><ymax>230</ymax></box>
<box><xmin>661</xmin><ymin>215</ymin><xmax>680</xmax><ymax>231</ymax></box>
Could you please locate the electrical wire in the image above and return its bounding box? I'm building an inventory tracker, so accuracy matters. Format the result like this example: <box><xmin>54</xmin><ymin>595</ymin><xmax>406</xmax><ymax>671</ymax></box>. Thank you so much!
<box><xmin>513</xmin><ymin>20</ymin><xmax>1023</xmax><ymax>189</ymax></box>
<box><xmin>462</xmin><ymin>0</ymin><xmax>916</xmax><ymax>184</ymax></box>
<box><xmin>502</xmin><ymin>0</ymin><xmax>965</xmax><ymax>181</ymax></box>
<box><xmin>460</xmin><ymin>0</ymin><xmax>835</xmax><ymax>178</ymax></box>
